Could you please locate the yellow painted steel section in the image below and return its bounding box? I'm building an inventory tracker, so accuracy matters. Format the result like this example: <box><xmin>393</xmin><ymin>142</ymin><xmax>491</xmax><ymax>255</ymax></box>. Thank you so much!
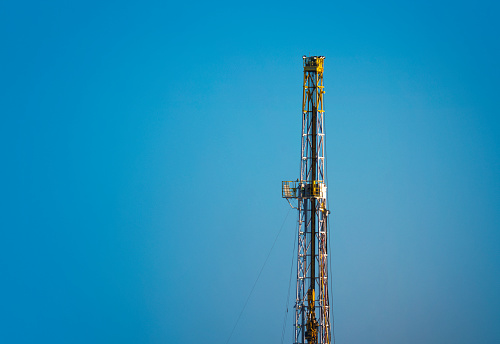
<box><xmin>311</xmin><ymin>180</ymin><xmax>322</xmax><ymax>198</ymax></box>
<box><xmin>306</xmin><ymin>288</ymin><xmax>318</xmax><ymax>343</ymax></box>
<box><xmin>303</xmin><ymin>56</ymin><xmax>324</xmax><ymax>73</ymax></box>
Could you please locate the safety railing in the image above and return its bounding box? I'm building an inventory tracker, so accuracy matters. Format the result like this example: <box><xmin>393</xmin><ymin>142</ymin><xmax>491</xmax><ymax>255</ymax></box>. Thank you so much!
<box><xmin>282</xmin><ymin>180</ymin><xmax>326</xmax><ymax>199</ymax></box>
<box><xmin>282</xmin><ymin>181</ymin><xmax>298</xmax><ymax>198</ymax></box>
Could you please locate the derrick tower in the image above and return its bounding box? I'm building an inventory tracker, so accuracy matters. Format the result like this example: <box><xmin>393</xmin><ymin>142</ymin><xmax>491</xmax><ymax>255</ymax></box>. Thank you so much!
<box><xmin>282</xmin><ymin>55</ymin><xmax>331</xmax><ymax>344</ymax></box>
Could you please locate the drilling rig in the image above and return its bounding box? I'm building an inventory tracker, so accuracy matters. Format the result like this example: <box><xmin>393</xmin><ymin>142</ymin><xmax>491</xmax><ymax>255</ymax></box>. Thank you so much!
<box><xmin>282</xmin><ymin>56</ymin><xmax>331</xmax><ymax>344</ymax></box>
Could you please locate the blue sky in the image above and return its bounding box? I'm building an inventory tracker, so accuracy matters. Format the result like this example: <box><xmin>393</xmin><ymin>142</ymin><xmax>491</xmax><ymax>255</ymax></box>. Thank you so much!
<box><xmin>1</xmin><ymin>0</ymin><xmax>499</xmax><ymax>343</ymax></box>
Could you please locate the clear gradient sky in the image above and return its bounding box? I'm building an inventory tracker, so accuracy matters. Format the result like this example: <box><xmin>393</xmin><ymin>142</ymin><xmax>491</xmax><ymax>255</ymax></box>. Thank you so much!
<box><xmin>1</xmin><ymin>0</ymin><xmax>499</xmax><ymax>343</ymax></box>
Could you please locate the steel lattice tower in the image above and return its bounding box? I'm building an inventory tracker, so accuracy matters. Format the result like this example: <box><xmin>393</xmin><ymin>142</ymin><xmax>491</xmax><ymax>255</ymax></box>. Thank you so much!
<box><xmin>282</xmin><ymin>56</ymin><xmax>330</xmax><ymax>344</ymax></box>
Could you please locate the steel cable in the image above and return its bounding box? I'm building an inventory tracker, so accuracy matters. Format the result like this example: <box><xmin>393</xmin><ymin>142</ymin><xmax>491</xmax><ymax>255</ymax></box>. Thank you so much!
<box><xmin>281</xmin><ymin>210</ymin><xmax>298</xmax><ymax>344</ymax></box>
<box><xmin>225</xmin><ymin>207</ymin><xmax>292</xmax><ymax>344</ymax></box>
<box><xmin>324</xmin><ymin>110</ymin><xmax>336</xmax><ymax>344</ymax></box>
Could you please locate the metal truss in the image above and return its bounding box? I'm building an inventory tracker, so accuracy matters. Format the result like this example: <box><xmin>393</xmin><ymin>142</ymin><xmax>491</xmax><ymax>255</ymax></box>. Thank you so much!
<box><xmin>283</xmin><ymin>56</ymin><xmax>331</xmax><ymax>344</ymax></box>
